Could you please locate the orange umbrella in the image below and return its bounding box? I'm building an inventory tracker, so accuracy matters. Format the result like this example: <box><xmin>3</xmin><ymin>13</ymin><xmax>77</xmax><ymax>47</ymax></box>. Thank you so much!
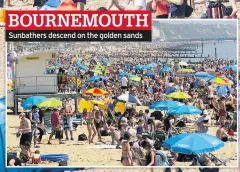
<box><xmin>57</xmin><ymin>0</ymin><xmax>77</xmax><ymax>10</ymax></box>
<box><xmin>84</xmin><ymin>88</ymin><xmax>109</xmax><ymax>96</ymax></box>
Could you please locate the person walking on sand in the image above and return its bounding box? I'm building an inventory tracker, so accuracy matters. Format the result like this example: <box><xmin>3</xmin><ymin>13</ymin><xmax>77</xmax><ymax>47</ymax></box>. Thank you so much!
<box><xmin>86</xmin><ymin>108</ymin><xmax>97</xmax><ymax>144</ymax></box>
<box><xmin>48</xmin><ymin>108</ymin><xmax>65</xmax><ymax>144</ymax></box>
<box><xmin>28</xmin><ymin>105</ymin><xmax>40</xmax><ymax>148</ymax></box>
<box><xmin>18</xmin><ymin>113</ymin><xmax>32</xmax><ymax>151</ymax></box>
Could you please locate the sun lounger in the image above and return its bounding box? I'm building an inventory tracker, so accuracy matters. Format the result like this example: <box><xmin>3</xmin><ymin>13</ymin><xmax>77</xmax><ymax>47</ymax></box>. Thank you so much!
<box><xmin>209</xmin><ymin>153</ymin><xmax>228</xmax><ymax>166</ymax></box>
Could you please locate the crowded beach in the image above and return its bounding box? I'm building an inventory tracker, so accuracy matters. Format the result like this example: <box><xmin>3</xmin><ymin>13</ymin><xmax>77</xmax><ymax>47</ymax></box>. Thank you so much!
<box><xmin>6</xmin><ymin>40</ymin><xmax>238</xmax><ymax>167</ymax></box>
<box><xmin>1</xmin><ymin>0</ymin><xmax>240</xmax><ymax>19</ymax></box>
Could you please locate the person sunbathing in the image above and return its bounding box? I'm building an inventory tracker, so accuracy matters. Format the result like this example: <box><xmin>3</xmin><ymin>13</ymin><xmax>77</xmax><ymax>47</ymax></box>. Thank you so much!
<box><xmin>216</xmin><ymin>125</ymin><xmax>228</xmax><ymax>142</ymax></box>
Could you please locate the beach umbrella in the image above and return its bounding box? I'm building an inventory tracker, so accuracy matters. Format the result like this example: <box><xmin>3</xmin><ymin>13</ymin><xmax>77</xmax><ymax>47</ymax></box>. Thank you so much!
<box><xmin>163</xmin><ymin>133</ymin><xmax>224</xmax><ymax>155</ymax></box>
<box><xmin>56</xmin><ymin>0</ymin><xmax>77</xmax><ymax>10</ymax></box>
<box><xmin>21</xmin><ymin>96</ymin><xmax>47</xmax><ymax>109</ymax></box>
<box><xmin>134</xmin><ymin>65</ymin><xmax>144</xmax><ymax>70</ymax></box>
<box><xmin>160</xmin><ymin>68</ymin><xmax>172</xmax><ymax>73</ymax></box>
<box><xmin>117</xmin><ymin>94</ymin><xmax>141</xmax><ymax>105</ymax></box>
<box><xmin>149</xmin><ymin>100</ymin><xmax>183</xmax><ymax>111</ymax></box>
<box><xmin>104</xmin><ymin>69</ymin><xmax>113</xmax><ymax>74</ymax></box>
<box><xmin>101</xmin><ymin>58</ymin><xmax>109</xmax><ymax>64</ymax></box>
<box><xmin>178</xmin><ymin>61</ymin><xmax>188</xmax><ymax>66</ymax></box>
<box><xmin>167</xmin><ymin>91</ymin><xmax>191</xmax><ymax>99</ymax></box>
<box><xmin>167</xmin><ymin>105</ymin><xmax>202</xmax><ymax>115</ymax></box>
<box><xmin>87</xmin><ymin>76</ymin><xmax>104</xmax><ymax>82</ymax></box>
<box><xmin>129</xmin><ymin>75</ymin><xmax>141</xmax><ymax>82</ymax></box>
<box><xmin>37</xmin><ymin>98</ymin><xmax>62</xmax><ymax>108</ymax></box>
<box><xmin>76</xmin><ymin>61</ymin><xmax>87</xmax><ymax>70</ymax></box>
<box><xmin>144</xmin><ymin>72</ymin><xmax>155</xmax><ymax>77</ymax></box>
<box><xmin>217</xmin><ymin>86</ymin><xmax>229</xmax><ymax>96</ymax></box>
<box><xmin>223</xmin><ymin>65</ymin><xmax>237</xmax><ymax>73</ymax></box>
<box><xmin>177</xmin><ymin>69</ymin><xmax>195</xmax><ymax>73</ymax></box>
<box><xmin>118</xmin><ymin>72</ymin><xmax>129</xmax><ymax>77</ymax></box>
<box><xmin>209</xmin><ymin>76</ymin><xmax>233</xmax><ymax>86</ymax></box>
<box><xmin>84</xmin><ymin>88</ymin><xmax>109</xmax><ymax>96</ymax></box>
<box><xmin>195</xmin><ymin>72</ymin><xmax>212</xmax><ymax>78</ymax></box>
<box><xmin>165</xmin><ymin>86</ymin><xmax>176</xmax><ymax>94</ymax></box>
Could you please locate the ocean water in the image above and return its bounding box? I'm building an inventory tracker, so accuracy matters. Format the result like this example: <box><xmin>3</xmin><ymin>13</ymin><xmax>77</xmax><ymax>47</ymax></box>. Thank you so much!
<box><xmin>195</xmin><ymin>41</ymin><xmax>237</xmax><ymax>62</ymax></box>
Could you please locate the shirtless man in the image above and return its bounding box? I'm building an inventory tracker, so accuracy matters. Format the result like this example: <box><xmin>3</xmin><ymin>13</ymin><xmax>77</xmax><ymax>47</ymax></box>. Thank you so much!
<box><xmin>207</xmin><ymin>82</ymin><xmax>214</xmax><ymax>105</ymax></box>
<box><xmin>216</xmin><ymin>125</ymin><xmax>228</xmax><ymax>142</ymax></box>
<box><xmin>86</xmin><ymin>109</ymin><xmax>97</xmax><ymax>144</ymax></box>
<box><xmin>217</xmin><ymin>97</ymin><xmax>227</xmax><ymax>126</ymax></box>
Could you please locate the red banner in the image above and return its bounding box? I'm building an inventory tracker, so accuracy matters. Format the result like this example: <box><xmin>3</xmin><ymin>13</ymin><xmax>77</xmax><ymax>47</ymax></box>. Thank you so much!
<box><xmin>5</xmin><ymin>11</ymin><xmax>152</xmax><ymax>31</ymax></box>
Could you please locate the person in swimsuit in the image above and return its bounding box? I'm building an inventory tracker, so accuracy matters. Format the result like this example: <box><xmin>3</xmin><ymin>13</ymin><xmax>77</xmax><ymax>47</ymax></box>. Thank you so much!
<box><xmin>104</xmin><ymin>119</ymin><xmax>121</xmax><ymax>148</ymax></box>
<box><xmin>142</xmin><ymin>140</ymin><xmax>155</xmax><ymax>166</ymax></box>
<box><xmin>216</xmin><ymin>125</ymin><xmax>228</xmax><ymax>142</ymax></box>
<box><xmin>218</xmin><ymin>96</ymin><xmax>227</xmax><ymax>126</ymax></box>
<box><xmin>121</xmin><ymin>132</ymin><xmax>133</xmax><ymax>166</ymax></box>
<box><xmin>207</xmin><ymin>82</ymin><xmax>214</xmax><ymax>105</ymax></box>
<box><xmin>86</xmin><ymin>109</ymin><xmax>97</xmax><ymax>144</ymax></box>
<box><xmin>94</xmin><ymin>109</ymin><xmax>104</xmax><ymax>143</ymax></box>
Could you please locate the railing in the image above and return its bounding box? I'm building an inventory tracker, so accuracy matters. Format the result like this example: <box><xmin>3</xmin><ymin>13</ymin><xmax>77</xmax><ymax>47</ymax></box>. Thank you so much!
<box><xmin>14</xmin><ymin>75</ymin><xmax>81</xmax><ymax>95</ymax></box>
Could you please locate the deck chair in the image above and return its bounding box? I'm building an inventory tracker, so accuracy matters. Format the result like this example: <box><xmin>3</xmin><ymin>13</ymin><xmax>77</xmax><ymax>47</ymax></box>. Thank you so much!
<box><xmin>209</xmin><ymin>153</ymin><xmax>229</xmax><ymax>166</ymax></box>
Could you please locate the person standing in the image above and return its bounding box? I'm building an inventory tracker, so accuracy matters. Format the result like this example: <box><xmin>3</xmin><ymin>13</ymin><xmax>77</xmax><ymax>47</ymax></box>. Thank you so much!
<box><xmin>121</xmin><ymin>75</ymin><xmax>128</xmax><ymax>92</ymax></box>
<box><xmin>18</xmin><ymin>113</ymin><xmax>32</xmax><ymax>151</ymax></box>
<box><xmin>48</xmin><ymin>108</ymin><xmax>65</xmax><ymax>144</ymax></box>
<box><xmin>218</xmin><ymin>96</ymin><xmax>227</xmax><ymax>126</ymax></box>
<box><xmin>152</xmin><ymin>0</ymin><xmax>169</xmax><ymax>18</ymax></box>
<box><xmin>196</xmin><ymin>110</ymin><xmax>211</xmax><ymax>133</ymax></box>
<box><xmin>62</xmin><ymin>103</ymin><xmax>74</xmax><ymax>141</ymax></box>
<box><xmin>29</xmin><ymin>105</ymin><xmax>40</xmax><ymax>148</ymax></box>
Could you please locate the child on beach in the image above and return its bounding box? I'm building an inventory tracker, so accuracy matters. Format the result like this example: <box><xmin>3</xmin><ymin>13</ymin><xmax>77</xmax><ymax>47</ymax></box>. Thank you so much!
<box><xmin>32</xmin><ymin>150</ymin><xmax>41</xmax><ymax>164</ymax></box>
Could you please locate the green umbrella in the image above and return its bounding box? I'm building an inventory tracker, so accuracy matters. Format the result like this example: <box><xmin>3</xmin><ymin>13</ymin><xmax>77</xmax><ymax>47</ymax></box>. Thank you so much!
<box><xmin>37</xmin><ymin>98</ymin><xmax>62</xmax><ymax>108</ymax></box>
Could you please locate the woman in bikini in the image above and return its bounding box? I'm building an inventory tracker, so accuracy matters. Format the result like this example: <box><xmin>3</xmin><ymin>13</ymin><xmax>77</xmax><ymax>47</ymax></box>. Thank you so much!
<box><xmin>121</xmin><ymin>132</ymin><xmax>133</xmax><ymax>166</ymax></box>
<box><xmin>86</xmin><ymin>109</ymin><xmax>97</xmax><ymax>144</ymax></box>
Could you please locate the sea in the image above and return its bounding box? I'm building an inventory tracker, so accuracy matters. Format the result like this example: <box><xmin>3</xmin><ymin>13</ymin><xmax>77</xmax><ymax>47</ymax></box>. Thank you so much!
<box><xmin>194</xmin><ymin>40</ymin><xmax>237</xmax><ymax>62</ymax></box>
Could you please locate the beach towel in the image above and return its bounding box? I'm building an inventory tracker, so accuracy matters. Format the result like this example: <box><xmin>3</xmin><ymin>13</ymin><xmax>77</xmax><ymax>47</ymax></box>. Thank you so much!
<box><xmin>155</xmin><ymin>150</ymin><xmax>169</xmax><ymax>166</ymax></box>
<box><xmin>206</xmin><ymin>1</ymin><xmax>226</xmax><ymax>18</ymax></box>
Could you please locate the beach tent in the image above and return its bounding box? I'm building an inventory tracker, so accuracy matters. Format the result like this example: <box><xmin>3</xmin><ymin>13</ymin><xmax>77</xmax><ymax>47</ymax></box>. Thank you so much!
<box><xmin>41</xmin><ymin>0</ymin><xmax>61</xmax><ymax>10</ymax></box>
<box><xmin>56</xmin><ymin>0</ymin><xmax>77</xmax><ymax>10</ymax></box>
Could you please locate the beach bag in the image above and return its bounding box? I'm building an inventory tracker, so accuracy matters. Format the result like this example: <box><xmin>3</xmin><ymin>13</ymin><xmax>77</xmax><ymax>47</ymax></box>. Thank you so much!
<box><xmin>185</xmin><ymin>5</ymin><xmax>193</xmax><ymax>17</ymax></box>
<box><xmin>55</xmin><ymin>127</ymin><xmax>63</xmax><ymax>139</ymax></box>
<box><xmin>78</xmin><ymin>133</ymin><xmax>87</xmax><ymax>141</ymax></box>
<box><xmin>206</xmin><ymin>1</ymin><xmax>226</xmax><ymax>18</ymax></box>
